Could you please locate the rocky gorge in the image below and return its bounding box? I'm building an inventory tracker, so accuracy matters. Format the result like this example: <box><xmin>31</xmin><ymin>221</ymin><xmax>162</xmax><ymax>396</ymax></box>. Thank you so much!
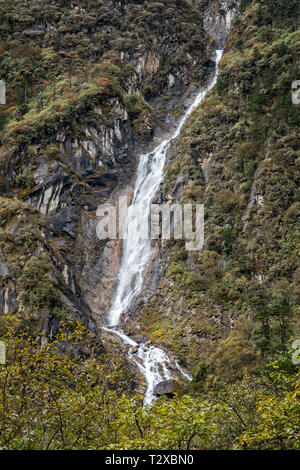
<box><xmin>0</xmin><ymin>1</ymin><xmax>235</xmax><ymax>343</ymax></box>
<box><xmin>0</xmin><ymin>0</ymin><xmax>215</xmax><ymax>328</ymax></box>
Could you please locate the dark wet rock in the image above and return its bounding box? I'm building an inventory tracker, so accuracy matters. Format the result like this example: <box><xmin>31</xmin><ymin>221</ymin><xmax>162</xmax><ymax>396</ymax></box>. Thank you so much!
<box><xmin>48</xmin><ymin>207</ymin><xmax>79</xmax><ymax>239</ymax></box>
<box><xmin>154</xmin><ymin>379</ymin><xmax>182</xmax><ymax>398</ymax></box>
<box><xmin>134</xmin><ymin>334</ymin><xmax>148</xmax><ymax>343</ymax></box>
<box><xmin>85</xmin><ymin>171</ymin><xmax>120</xmax><ymax>188</ymax></box>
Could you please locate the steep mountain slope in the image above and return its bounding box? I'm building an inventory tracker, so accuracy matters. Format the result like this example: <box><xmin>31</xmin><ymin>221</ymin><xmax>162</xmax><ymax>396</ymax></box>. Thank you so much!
<box><xmin>133</xmin><ymin>0</ymin><xmax>300</xmax><ymax>383</ymax></box>
<box><xmin>0</xmin><ymin>0</ymin><xmax>298</xmax><ymax>382</ymax></box>
<box><xmin>0</xmin><ymin>0</ymin><xmax>216</xmax><ymax>335</ymax></box>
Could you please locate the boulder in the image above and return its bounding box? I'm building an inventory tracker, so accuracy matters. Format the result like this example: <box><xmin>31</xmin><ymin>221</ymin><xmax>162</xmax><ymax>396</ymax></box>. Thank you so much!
<box><xmin>154</xmin><ymin>379</ymin><xmax>181</xmax><ymax>398</ymax></box>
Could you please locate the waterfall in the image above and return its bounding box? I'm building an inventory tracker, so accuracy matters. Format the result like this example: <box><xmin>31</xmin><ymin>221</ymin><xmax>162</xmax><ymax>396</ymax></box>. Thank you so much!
<box><xmin>104</xmin><ymin>50</ymin><xmax>223</xmax><ymax>406</ymax></box>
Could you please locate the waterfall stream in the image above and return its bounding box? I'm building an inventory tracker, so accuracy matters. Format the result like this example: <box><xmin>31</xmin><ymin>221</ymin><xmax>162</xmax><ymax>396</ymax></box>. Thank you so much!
<box><xmin>104</xmin><ymin>50</ymin><xmax>223</xmax><ymax>406</ymax></box>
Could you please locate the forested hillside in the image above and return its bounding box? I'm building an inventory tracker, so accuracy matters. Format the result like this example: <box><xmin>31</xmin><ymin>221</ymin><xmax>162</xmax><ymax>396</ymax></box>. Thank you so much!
<box><xmin>139</xmin><ymin>0</ymin><xmax>300</xmax><ymax>376</ymax></box>
<box><xmin>0</xmin><ymin>0</ymin><xmax>299</xmax><ymax>450</ymax></box>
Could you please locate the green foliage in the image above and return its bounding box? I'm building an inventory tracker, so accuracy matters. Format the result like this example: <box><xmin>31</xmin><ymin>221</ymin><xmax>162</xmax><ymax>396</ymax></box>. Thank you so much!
<box><xmin>124</xmin><ymin>94</ymin><xmax>153</xmax><ymax>136</ymax></box>
<box><xmin>0</xmin><ymin>321</ymin><xmax>133</xmax><ymax>450</ymax></box>
<box><xmin>0</xmin><ymin>327</ymin><xmax>298</xmax><ymax>450</ymax></box>
<box><xmin>18</xmin><ymin>255</ymin><xmax>59</xmax><ymax>309</ymax></box>
<box><xmin>216</xmin><ymin>77</ymin><xmax>228</xmax><ymax>95</ymax></box>
<box><xmin>249</xmin><ymin>280</ymin><xmax>295</xmax><ymax>356</ymax></box>
<box><xmin>14</xmin><ymin>167</ymin><xmax>35</xmax><ymax>189</ymax></box>
<box><xmin>0</xmin><ymin>0</ymin><xmax>209</xmax><ymax>146</ymax></box>
<box><xmin>156</xmin><ymin>0</ymin><xmax>300</xmax><ymax>368</ymax></box>
<box><xmin>239</xmin><ymin>355</ymin><xmax>300</xmax><ymax>449</ymax></box>
<box><xmin>240</xmin><ymin>0</ymin><xmax>253</xmax><ymax>12</ymax></box>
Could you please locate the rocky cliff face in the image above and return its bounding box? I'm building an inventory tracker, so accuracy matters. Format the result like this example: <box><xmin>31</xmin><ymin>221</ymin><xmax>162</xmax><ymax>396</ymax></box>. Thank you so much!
<box><xmin>132</xmin><ymin>0</ymin><xmax>300</xmax><ymax>381</ymax></box>
<box><xmin>0</xmin><ymin>0</ymin><xmax>216</xmax><ymax>336</ymax></box>
<box><xmin>122</xmin><ymin>0</ymin><xmax>241</xmax><ymax>353</ymax></box>
<box><xmin>198</xmin><ymin>0</ymin><xmax>240</xmax><ymax>48</ymax></box>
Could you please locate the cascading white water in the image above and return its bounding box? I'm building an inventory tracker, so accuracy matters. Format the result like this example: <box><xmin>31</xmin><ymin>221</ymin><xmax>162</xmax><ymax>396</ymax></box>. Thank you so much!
<box><xmin>105</xmin><ymin>50</ymin><xmax>223</xmax><ymax>406</ymax></box>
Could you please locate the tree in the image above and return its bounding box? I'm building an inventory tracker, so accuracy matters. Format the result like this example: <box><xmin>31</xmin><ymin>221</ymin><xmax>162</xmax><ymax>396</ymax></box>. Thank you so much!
<box><xmin>239</xmin><ymin>352</ymin><xmax>300</xmax><ymax>449</ymax></box>
<box><xmin>250</xmin><ymin>280</ymin><xmax>295</xmax><ymax>357</ymax></box>
<box><xmin>0</xmin><ymin>320</ymin><xmax>131</xmax><ymax>450</ymax></box>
